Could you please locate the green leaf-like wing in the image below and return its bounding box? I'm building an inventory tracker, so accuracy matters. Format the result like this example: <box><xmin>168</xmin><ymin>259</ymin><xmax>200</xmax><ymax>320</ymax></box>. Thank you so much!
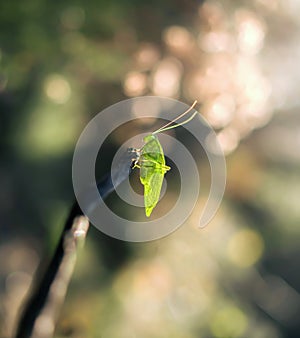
<box><xmin>142</xmin><ymin>171</ymin><xmax>164</xmax><ymax>217</ymax></box>
<box><xmin>139</xmin><ymin>134</ymin><xmax>170</xmax><ymax>217</ymax></box>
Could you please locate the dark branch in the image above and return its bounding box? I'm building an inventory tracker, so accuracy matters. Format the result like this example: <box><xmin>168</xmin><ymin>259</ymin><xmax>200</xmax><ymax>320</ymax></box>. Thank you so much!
<box><xmin>14</xmin><ymin>149</ymin><xmax>137</xmax><ymax>338</ymax></box>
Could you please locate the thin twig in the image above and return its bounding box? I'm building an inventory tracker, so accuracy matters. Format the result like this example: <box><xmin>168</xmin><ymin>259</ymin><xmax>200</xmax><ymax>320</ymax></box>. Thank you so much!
<box><xmin>30</xmin><ymin>216</ymin><xmax>89</xmax><ymax>338</ymax></box>
<box><xmin>14</xmin><ymin>149</ymin><xmax>137</xmax><ymax>338</ymax></box>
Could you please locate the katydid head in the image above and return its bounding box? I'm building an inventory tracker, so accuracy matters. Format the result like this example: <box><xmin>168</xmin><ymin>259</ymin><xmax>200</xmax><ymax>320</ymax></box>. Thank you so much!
<box><xmin>127</xmin><ymin>147</ymin><xmax>141</xmax><ymax>168</ymax></box>
<box><xmin>152</xmin><ymin>100</ymin><xmax>198</xmax><ymax>135</ymax></box>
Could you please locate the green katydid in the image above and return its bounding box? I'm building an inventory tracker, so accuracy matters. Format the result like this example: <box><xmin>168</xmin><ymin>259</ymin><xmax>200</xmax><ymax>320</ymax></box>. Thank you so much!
<box><xmin>133</xmin><ymin>101</ymin><xmax>198</xmax><ymax>217</ymax></box>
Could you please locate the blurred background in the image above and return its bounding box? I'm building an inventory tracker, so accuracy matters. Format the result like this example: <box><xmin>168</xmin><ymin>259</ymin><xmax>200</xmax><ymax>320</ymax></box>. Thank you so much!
<box><xmin>1</xmin><ymin>0</ymin><xmax>300</xmax><ymax>337</ymax></box>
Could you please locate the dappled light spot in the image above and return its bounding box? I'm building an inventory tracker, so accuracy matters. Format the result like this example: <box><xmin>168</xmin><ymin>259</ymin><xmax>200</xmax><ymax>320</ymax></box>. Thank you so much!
<box><xmin>163</xmin><ymin>26</ymin><xmax>195</xmax><ymax>54</ymax></box>
<box><xmin>237</xmin><ymin>103</ymin><xmax>272</xmax><ymax>131</ymax></box>
<box><xmin>122</xmin><ymin>0</ymin><xmax>277</xmax><ymax>155</ymax></box>
<box><xmin>217</xmin><ymin>127</ymin><xmax>239</xmax><ymax>154</ymax></box>
<box><xmin>151</xmin><ymin>57</ymin><xmax>182</xmax><ymax>97</ymax></box>
<box><xmin>235</xmin><ymin>9</ymin><xmax>266</xmax><ymax>55</ymax></box>
<box><xmin>243</xmin><ymin>75</ymin><xmax>271</xmax><ymax>108</ymax></box>
<box><xmin>234</xmin><ymin>58</ymin><xmax>271</xmax><ymax>129</ymax></box>
<box><xmin>184</xmin><ymin>70</ymin><xmax>207</xmax><ymax>101</ymax></box>
<box><xmin>123</xmin><ymin>71</ymin><xmax>147</xmax><ymax>97</ymax></box>
<box><xmin>34</xmin><ymin>314</ymin><xmax>55</xmax><ymax>338</ymax></box>
<box><xmin>234</xmin><ymin>56</ymin><xmax>260</xmax><ymax>91</ymax></box>
<box><xmin>198</xmin><ymin>1</ymin><xmax>227</xmax><ymax>30</ymax></box>
<box><xmin>44</xmin><ymin>74</ymin><xmax>71</xmax><ymax>104</ymax></box>
<box><xmin>18</xmin><ymin>89</ymin><xmax>83</xmax><ymax>158</ymax></box>
<box><xmin>204</xmin><ymin>130</ymin><xmax>224</xmax><ymax>155</ymax></box>
<box><xmin>134</xmin><ymin>43</ymin><xmax>160</xmax><ymax>70</ymax></box>
<box><xmin>204</xmin><ymin>93</ymin><xmax>235</xmax><ymax>128</ymax></box>
<box><xmin>185</xmin><ymin>55</ymin><xmax>234</xmax><ymax>103</ymax></box>
<box><xmin>199</xmin><ymin>31</ymin><xmax>236</xmax><ymax>53</ymax></box>
<box><xmin>210</xmin><ymin>305</ymin><xmax>248</xmax><ymax>338</ymax></box>
<box><xmin>227</xmin><ymin>228</ymin><xmax>264</xmax><ymax>267</ymax></box>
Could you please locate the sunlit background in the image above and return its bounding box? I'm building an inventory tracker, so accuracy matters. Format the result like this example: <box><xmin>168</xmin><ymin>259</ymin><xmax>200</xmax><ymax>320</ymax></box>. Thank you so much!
<box><xmin>1</xmin><ymin>0</ymin><xmax>300</xmax><ymax>337</ymax></box>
